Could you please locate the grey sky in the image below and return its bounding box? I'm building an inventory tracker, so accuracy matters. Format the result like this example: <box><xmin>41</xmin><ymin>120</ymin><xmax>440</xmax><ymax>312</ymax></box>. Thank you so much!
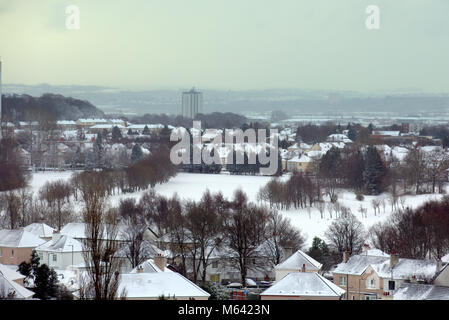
<box><xmin>1</xmin><ymin>0</ymin><xmax>448</xmax><ymax>92</ymax></box>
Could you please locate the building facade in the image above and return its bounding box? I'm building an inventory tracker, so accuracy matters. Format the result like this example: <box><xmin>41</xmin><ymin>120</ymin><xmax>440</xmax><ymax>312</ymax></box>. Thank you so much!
<box><xmin>182</xmin><ymin>88</ymin><xmax>203</xmax><ymax>119</ymax></box>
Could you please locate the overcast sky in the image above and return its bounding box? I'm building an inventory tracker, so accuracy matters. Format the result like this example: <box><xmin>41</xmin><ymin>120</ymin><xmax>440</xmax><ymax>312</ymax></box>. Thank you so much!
<box><xmin>1</xmin><ymin>0</ymin><xmax>448</xmax><ymax>92</ymax></box>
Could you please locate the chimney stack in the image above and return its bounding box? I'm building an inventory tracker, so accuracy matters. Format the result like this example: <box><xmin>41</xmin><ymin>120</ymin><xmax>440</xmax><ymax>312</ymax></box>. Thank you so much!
<box><xmin>136</xmin><ymin>266</ymin><xmax>144</xmax><ymax>274</ymax></box>
<box><xmin>282</xmin><ymin>247</ymin><xmax>294</xmax><ymax>261</ymax></box>
<box><xmin>343</xmin><ymin>251</ymin><xmax>350</xmax><ymax>263</ymax></box>
<box><xmin>52</xmin><ymin>230</ymin><xmax>62</xmax><ymax>242</ymax></box>
<box><xmin>301</xmin><ymin>264</ymin><xmax>306</xmax><ymax>272</ymax></box>
<box><xmin>362</xmin><ymin>244</ymin><xmax>370</xmax><ymax>254</ymax></box>
<box><xmin>154</xmin><ymin>253</ymin><xmax>166</xmax><ymax>272</ymax></box>
<box><xmin>390</xmin><ymin>253</ymin><xmax>399</xmax><ymax>269</ymax></box>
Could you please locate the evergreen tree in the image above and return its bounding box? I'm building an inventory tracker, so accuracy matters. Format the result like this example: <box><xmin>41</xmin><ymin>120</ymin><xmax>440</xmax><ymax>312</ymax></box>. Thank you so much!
<box><xmin>127</xmin><ymin>128</ymin><xmax>134</xmax><ymax>135</ymax></box>
<box><xmin>307</xmin><ymin>237</ymin><xmax>331</xmax><ymax>270</ymax></box>
<box><xmin>367</xmin><ymin>123</ymin><xmax>374</xmax><ymax>134</ymax></box>
<box><xmin>336</xmin><ymin>123</ymin><xmax>342</xmax><ymax>133</ymax></box>
<box><xmin>111</xmin><ymin>126</ymin><xmax>122</xmax><ymax>143</ymax></box>
<box><xmin>348</xmin><ymin>125</ymin><xmax>357</xmax><ymax>141</ymax></box>
<box><xmin>363</xmin><ymin>146</ymin><xmax>386</xmax><ymax>195</ymax></box>
<box><xmin>142</xmin><ymin>125</ymin><xmax>150</xmax><ymax>135</ymax></box>
<box><xmin>131</xmin><ymin>144</ymin><xmax>144</xmax><ymax>164</ymax></box>
<box><xmin>93</xmin><ymin>133</ymin><xmax>105</xmax><ymax>168</ymax></box>
<box><xmin>17</xmin><ymin>250</ymin><xmax>41</xmax><ymax>286</ymax></box>
<box><xmin>159</xmin><ymin>125</ymin><xmax>171</xmax><ymax>142</ymax></box>
<box><xmin>34</xmin><ymin>264</ymin><xmax>59</xmax><ymax>300</ymax></box>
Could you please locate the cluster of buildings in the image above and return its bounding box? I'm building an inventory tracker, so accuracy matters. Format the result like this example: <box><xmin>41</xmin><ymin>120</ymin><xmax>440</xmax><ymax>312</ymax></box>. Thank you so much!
<box><xmin>0</xmin><ymin>223</ymin><xmax>210</xmax><ymax>300</ymax></box>
<box><xmin>2</xmin><ymin>220</ymin><xmax>448</xmax><ymax>300</ymax></box>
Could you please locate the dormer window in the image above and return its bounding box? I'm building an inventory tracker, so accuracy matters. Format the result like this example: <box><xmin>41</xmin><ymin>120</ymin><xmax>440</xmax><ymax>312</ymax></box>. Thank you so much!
<box><xmin>366</xmin><ymin>278</ymin><xmax>376</xmax><ymax>289</ymax></box>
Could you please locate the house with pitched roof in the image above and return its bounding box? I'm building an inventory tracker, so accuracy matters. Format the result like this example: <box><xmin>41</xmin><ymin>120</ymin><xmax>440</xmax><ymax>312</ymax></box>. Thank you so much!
<box><xmin>0</xmin><ymin>264</ymin><xmax>35</xmax><ymax>299</ymax></box>
<box><xmin>35</xmin><ymin>232</ymin><xmax>85</xmax><ymax>270</ymax></box>
<box><xmin>24</xmin><ymin>222</ymin><xmax>56</xmax><ymax>241</ymax></box>
<box><xmin>274</xmin><ymin>250</ymin><xmax>322</xmax><ymax>281</ymax></box>
<box><xmin>117</xmin><ymin>255</ymin><xmax>210</xmax><ymax>300</ymax></box>
<box><xmin>0</xmin><ymin>229</ymin><xmax>46</xmax><ymax>265</ymax></box>
<box><xmin>333</xmin><ymin>249</ymin><xmax>443</xmax><ymax>300</ymax></box>
<box><xmin>260</xmin><ymin>272</ymin><xmax>345</xmax><ymax>300</ymax></box>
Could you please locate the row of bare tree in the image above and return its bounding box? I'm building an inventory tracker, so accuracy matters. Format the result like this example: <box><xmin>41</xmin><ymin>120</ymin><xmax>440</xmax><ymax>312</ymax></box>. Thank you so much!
<box><xmin>369</xmin><ymin>196</ymin><xmax>449</xmax><ymax>260</ymax></box>
<box><xmin>116</xmin><ymin>188</ymin><xmax>306</xmax><ymax>287</ymax></box>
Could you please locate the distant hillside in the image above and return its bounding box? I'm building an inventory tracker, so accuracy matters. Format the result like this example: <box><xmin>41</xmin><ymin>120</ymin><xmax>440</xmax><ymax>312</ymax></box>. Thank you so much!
<box><xmin>1</xmin><ymin>93</ymin><xmax>105</xmax><ymax>122</ymax></box>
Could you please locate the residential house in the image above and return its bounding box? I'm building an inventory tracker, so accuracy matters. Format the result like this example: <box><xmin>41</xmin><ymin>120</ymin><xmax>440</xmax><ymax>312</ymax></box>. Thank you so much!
<box><xmin>118</xmin><ymin>272</ymin><xmax>210</xmax><ymax>300</ymax></box>
<box><xmin>34</xmin><ymin>233</ymin><xmax>85</xmax><ymax>270</ymax></box>
<box><xmin>260</xmin><ymin>272</ymin><xmax>345</xmax><ymax>300</ymax></box>
<box><xmin>0</xmin><ymin>264</ymin><xmax>35</xmax><ymax>299</ymax></box>
<box><xmin>274</xmin><ymin>249</ymin><xmax>323</xmax><ymax>281</ymax></box>
<box><xmin>89</xmin><ymin>124</ymin><xmax>126</xmax><ymax>134</ymax></box>
<box><xmin>118</xmin><ymin>255</ymin><xmax>210</xmax><ymax>300</ymax></box>
<box><xmin>0</xmin><ymin>229</ymin><xmax>46</xmax><ymax>265</ymax></box>
<box><xmin>76</xmin><ymin>118</ymin><xmax>108</xmax><ymax>128</ymax></box>
<box><xmin>286</xmin><ymin>154</ymin><xmax>313</xmax><ymax>173</ymax></box>
<box><xmin>333</xmin><ymin>249</ymin><xmax>441</xmax><ymax>300</ymax></box>
<box><xmin>24</xmin><ymin>222</ymin><xmax>56</xmax><ymax>241</ymax></box>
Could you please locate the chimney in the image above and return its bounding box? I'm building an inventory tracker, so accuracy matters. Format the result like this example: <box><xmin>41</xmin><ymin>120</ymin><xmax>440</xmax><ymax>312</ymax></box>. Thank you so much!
<box><xmin>154</xmin><ymin>254</ymin><xmax>166</xmax><ymax>272</ymax></box>
<box><xmin>52</xmin><ymin>230</ymin><xmax>62</xmax><ymax>242</ymax></box>
<box><xmin>362</xmin><ymin>244</ymin><xmax>370</xmax><ymax>253</ymax></box>
<box><xmin>282</xmin><ymin>247</ymin><xmax>294</xmax><ymax>261</ymax></box>
<box><xmin>390</xmin><ymin>253</ymin><xmax>399</xmax><ymax>269</ymax></box>
<box><xmin>436</xmin><ymin>259</ymin><xmax>443</xmax><ymax>273</ymax></box>
<box><xmin>301</xmin><ymin>264</ymin><xmax>306</xmax><ymax>273</ymax></box>
<box><xmin>343</xmin><ymin>251</ymin><xmax>350</xmax><ymax>263</ymax></box>
<box><xmin>136</xmin><ymin>266</ymin><xmax>143</xmax><ymax>274</ymax></box>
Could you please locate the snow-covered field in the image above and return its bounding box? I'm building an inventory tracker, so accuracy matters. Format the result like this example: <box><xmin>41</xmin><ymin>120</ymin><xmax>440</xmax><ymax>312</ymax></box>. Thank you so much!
<box><xmin>28</xmin><ymin>171</ymin><xmax>445</xmax><ymax>247</ymax></box>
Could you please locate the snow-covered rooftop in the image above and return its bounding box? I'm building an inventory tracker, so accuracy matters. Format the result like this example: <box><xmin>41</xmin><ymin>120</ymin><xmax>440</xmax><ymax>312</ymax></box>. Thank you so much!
<box><xmin>118</xmin><ymin>272</ymin><xmax>210</xmax><ymax>299</ymax></box>
<box><xmin>275</xmin><ymin>250</ymin><xmax>322</xmax><ymax>271</ymax></box>
<box><xmin>0</xmin><ymin>272</ymin><xmax>35</xmax><ymax>299</ymax></box>
<box><xmin>394</xmin><ymin>283</ymin><xmax>449</xmax><ymax>300</ymax></box>
<box><xmin>0</xmin><ymin>229</ymin><xmax>46</xmax><ymax>248</ymax></box>
<box><xmin>371</xmin><ymin>258</ymin><xmax>438</xmax><ymax>281</ymax></box>
<box><xmin>0</xmin><ymin>264</ymin><xmax>25</xmax><ymax>281</ymax></box>
<box><xmin>60</xmin><ymin>223</ymin><xmax>127</xmax><ymax>241</ymax></box>
<box><xmin>24</xmin><ymin>223</ymin><xmax>55</xmax><ymax>239</ymax></box>
<box><xmin>333</xmin><ymin>254</ymin><xmax>389</xmax><ymax>276</ymax></box>
<box><xmin>130</xmin><ymin>258</ymin><xmax>172</xmax><ymax>274</ymax></box>
<box><xmin>261</xmin><ymin>272</ymin><xmax>345</xmax><ymax>298</ymax></box>
<box><xmin>35</xmin><ymin>235</ymin><xmax>84</xmax><ymax>253</ymax></box>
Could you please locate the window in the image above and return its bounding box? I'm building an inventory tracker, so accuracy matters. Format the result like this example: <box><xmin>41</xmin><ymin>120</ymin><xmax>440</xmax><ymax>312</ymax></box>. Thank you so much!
<box><xmin>366</xmin><ymin>278</ymin><xmax>376</xmax><ymax>289</ymax></box>
<box><xmin>52</xmin><ymin>254</ymin><xmax>57</xmax><ymax>262</ymax></box>
<box><xmin>212</xmin><ymin>261</ymin><xmax>218</xmax><ymax>269</ymax></box>
<box><xmin>365</xmin><ymin>295</ymin><xmax>377</xmax><ymax>300</ymax></box>
<box><xmin>10</xmin><ymin>250</ymin><xmax>14</xmax><ymax>258</ymax></box>
<box><xmin>340</xmin><ymin>277</ymin><xmax>346</xmax><ymax>286</ymax></box>
<box><xmin>0</xmin><ymin>248</ymin><xmax>2</xmax><ymax>257</ymax></box>
<box><xmin>388</xmin><ymin>281</ymin><xmax>395</xmax><ymax>291</ymax></box>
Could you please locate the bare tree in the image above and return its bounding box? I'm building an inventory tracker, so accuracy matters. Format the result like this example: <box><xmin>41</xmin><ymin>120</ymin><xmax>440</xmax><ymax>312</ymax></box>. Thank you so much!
<box><xmin>78</xmin><ymin>174</ymin><xmax>122</xmax><ymax>300</ymax></box>
<box><xmin>264</xmin><ymin>210</ymin><xmax>305</xmax><ymax>266</ymax></box>
<box><xmin>325</xmin><ymin>213</ymin><xmax>365</xmax><ymax>255</ymax></box>
<box><xmin>0</xmin><ymin>191</ymin><xmax>21</xmax><ymax>229</ymax></box>
<box><xmin>185</xmin><ymin>190</ymin><xmax>226</xmax><ymax>284</ymax></box>
<box><xmin>39</xmin><ymin>180</ymin><xmax>73</xmax><ymax>230</ymax></box>
<box><xmin>223</xmin><ymin>189</ymin><xmax>269</xmax><ymax>286</ymax></box>
<box><xmin>118</xmin><ymin>198</ymin><xmax>149</xmax><ymax>269</ymax></box>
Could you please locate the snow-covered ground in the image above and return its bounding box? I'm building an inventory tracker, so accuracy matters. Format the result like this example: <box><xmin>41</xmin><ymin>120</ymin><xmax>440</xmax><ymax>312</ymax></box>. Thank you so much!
<box><xmin>27</xmin><ymin>171</ymin><xmax>445</xmax><ymax>247</ymax></box>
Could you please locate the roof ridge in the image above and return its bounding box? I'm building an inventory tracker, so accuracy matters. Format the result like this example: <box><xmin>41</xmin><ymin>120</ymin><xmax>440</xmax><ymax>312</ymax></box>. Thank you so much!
<box><xmin>315</xmin><ymin>272</ymin><xmax>341</xmax><ymax>296</ymax></box>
